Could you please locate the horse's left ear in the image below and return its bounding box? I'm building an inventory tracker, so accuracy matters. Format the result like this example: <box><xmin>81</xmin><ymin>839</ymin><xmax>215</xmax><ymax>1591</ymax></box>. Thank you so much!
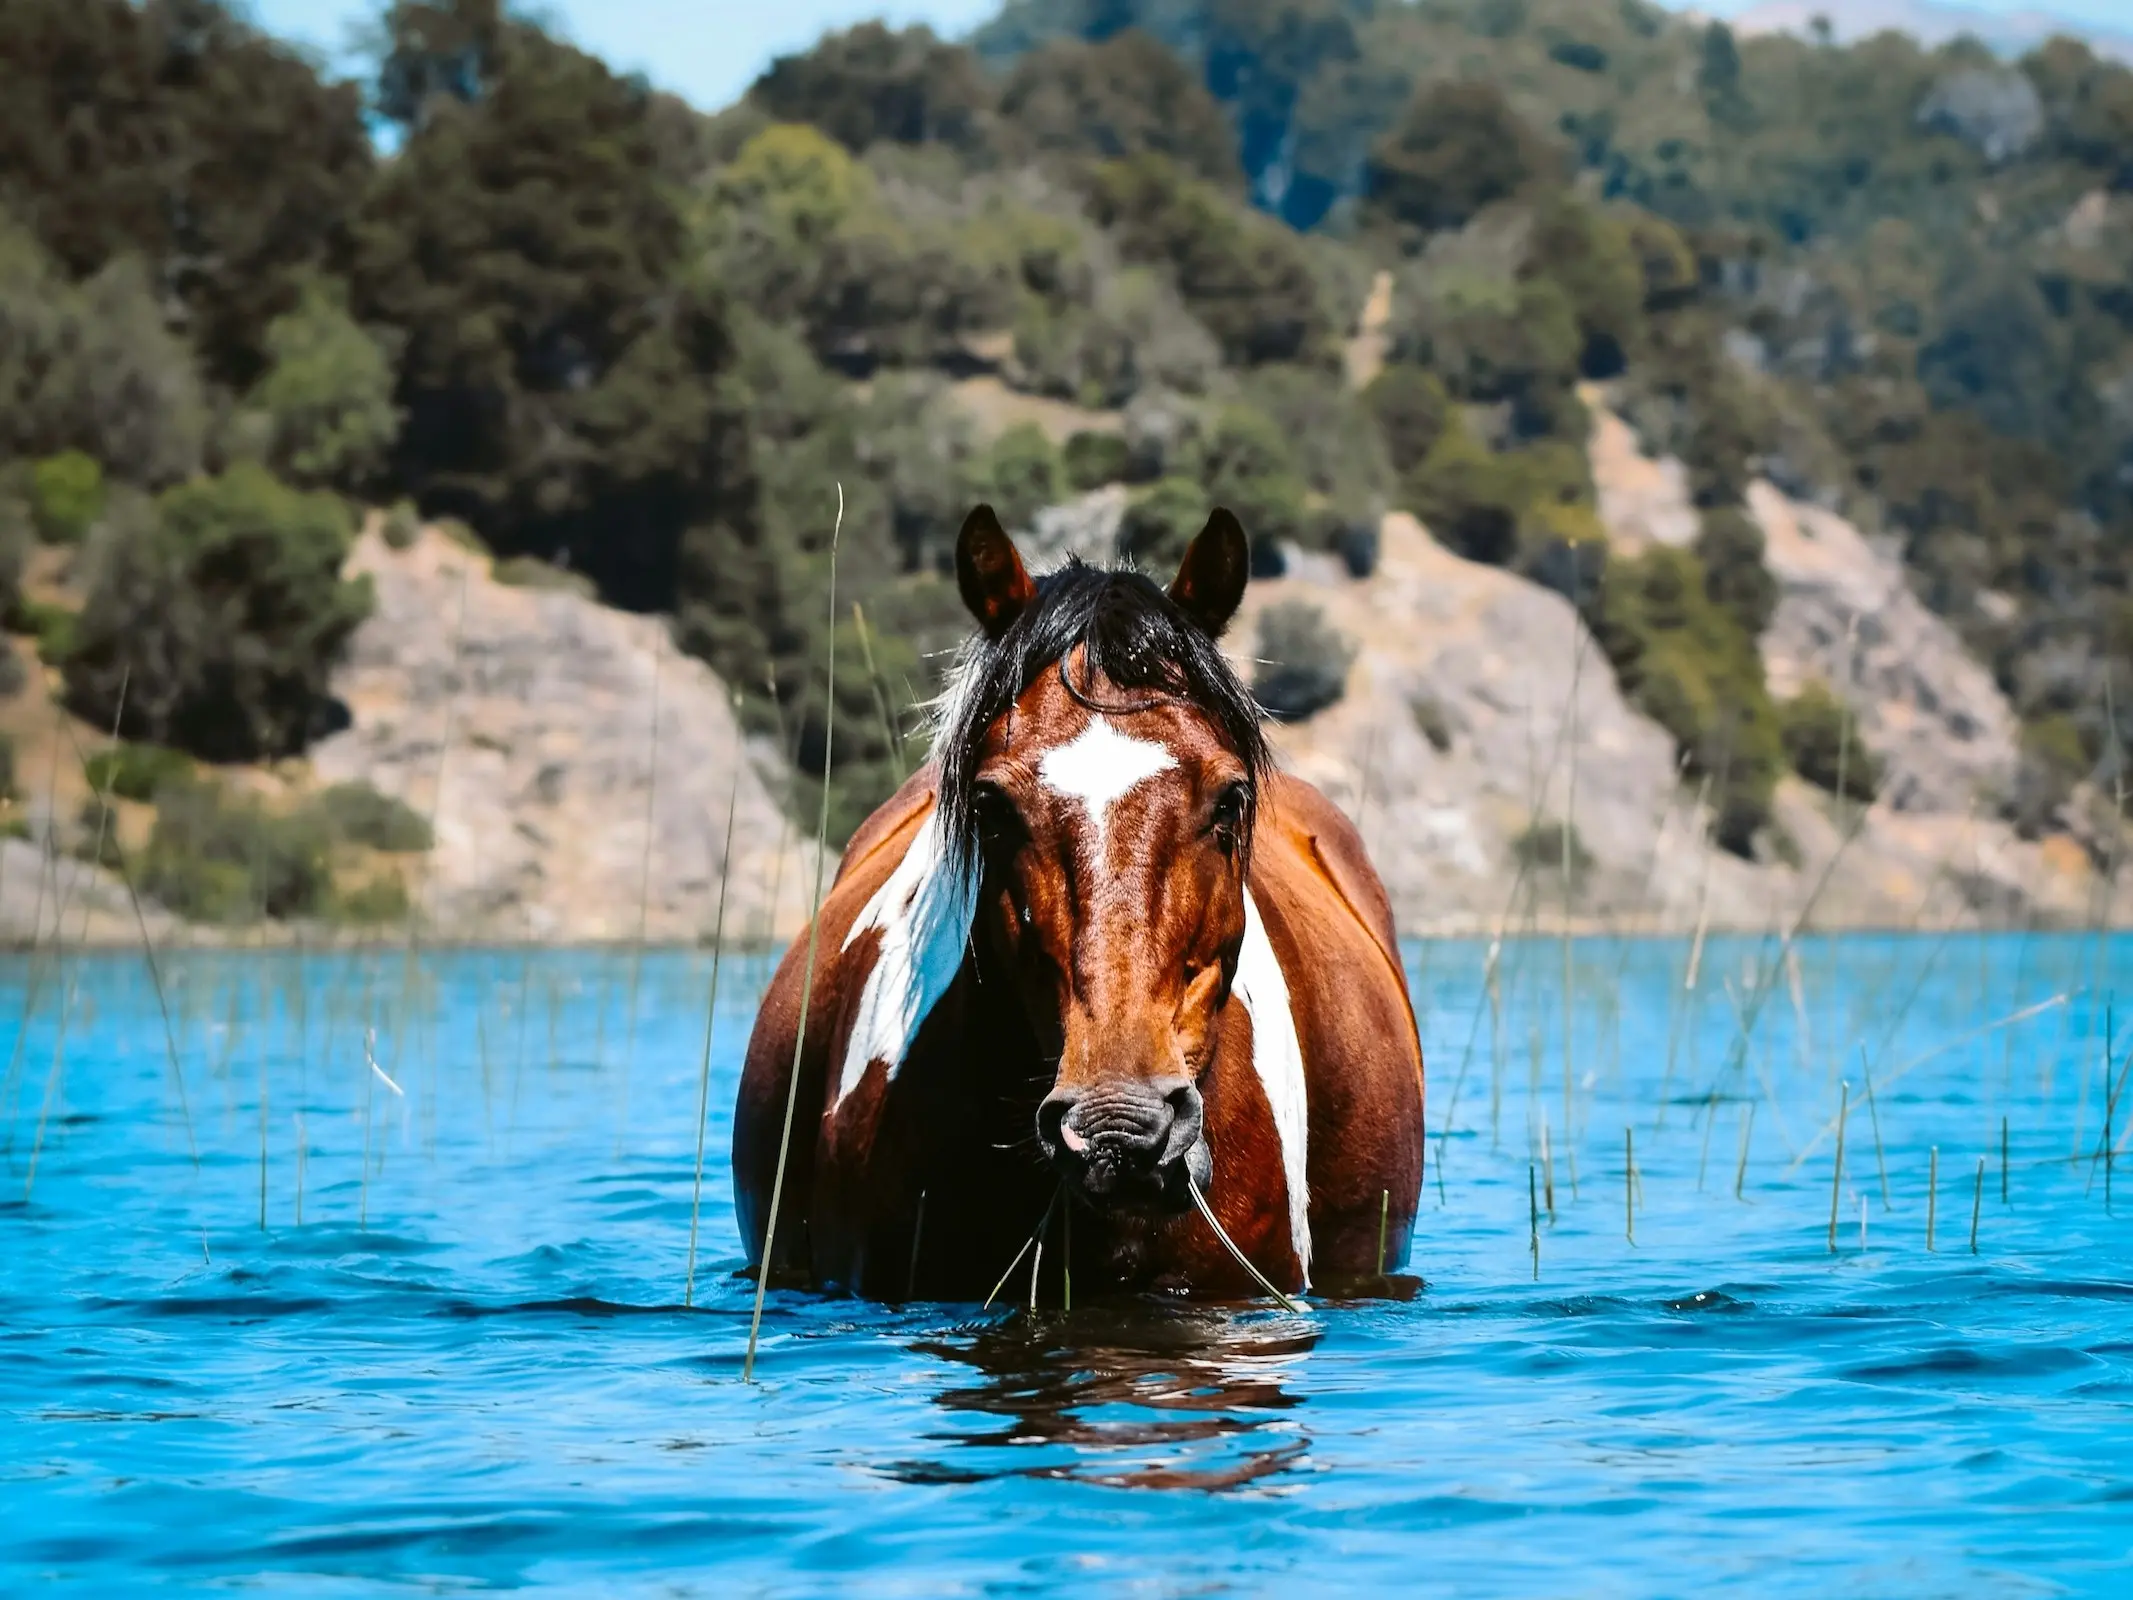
<box><xmin>956</xmin><ymin>503</ymin><xmax>1036</xmax><ymax>640</ymax></box>
<box><xmin>1168</xmin><ymin>507</ymin><xmax>1249</xmax><ymax>638</ymax></box>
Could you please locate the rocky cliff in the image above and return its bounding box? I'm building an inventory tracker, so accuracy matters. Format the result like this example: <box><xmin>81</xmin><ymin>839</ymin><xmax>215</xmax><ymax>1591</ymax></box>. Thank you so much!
<box><xmin>308</xmin><ymin>526</ymin><xmax>819</xmax><ymax>944</ymax></box>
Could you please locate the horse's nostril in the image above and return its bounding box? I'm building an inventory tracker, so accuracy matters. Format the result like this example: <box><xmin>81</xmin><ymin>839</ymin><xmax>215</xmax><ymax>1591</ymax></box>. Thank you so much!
<box><xmin>1036</xmin><ymin>1092</ymin><xmax>1070</xmax><ymax>1155</ymax></box>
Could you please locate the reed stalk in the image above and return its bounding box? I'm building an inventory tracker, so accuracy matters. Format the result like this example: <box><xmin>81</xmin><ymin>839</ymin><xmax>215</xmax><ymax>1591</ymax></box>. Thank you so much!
<box><xmin>1541</xmin><ymin>1116</ymin><xmax>1555</xmax><ymax>1219</ymax></box>
<box><xmin>1624</xmin><ymin>1126</ymin><xmax>1634</xmax><ymax>1245</ymax></box>
<box><xmin>1926</xmin><ymin>1145</ymin><xmax>1938</xmax><ymax>1251</ymax></box>
<box><xmin>744</xmin><ymin>486</ymin><xmax>843</xmax><ymax>1383</ymax></box>
<box><xmin>1061</xmin><ymin>1198</ymin><xmax>1070</xmax><ymax>1312</ymax></box>
<box><xmin>1970</xmin><ymin>1158</ymin><xmax>1983</xmax><ymax>1254</ymax></box>
<box><xmin>1187</xmin><ymin>1177</ymin><xmax>1304</xmax><ymax>1313</ymax></box>
<box><xmin>1735</xmin><ymin>1102</ymin><xmax>1754</xmax><ymax>1201</ymax></box>
<box><xmin>1828</xmin><ymin>1082</ymin><xmax>1847</xmax><ymax>1253</ymax></box>
<box><xmin>984</xmin><ymin>1194</ymin><xmax>1054</xmax><ymax>1312</ymax></box>
<box><xmin>1376</xmin><ymin>1188</ymin><xmax>1389</xmax><ymax>1276</ymax></box>
<box><xmin>851</xmin><ymin>601</ymin><xmax>907</xmax><ymax>782</ymax></box>
<box><xmin>1529</xmin><ymin>1164</ymin><xmax>1540</xmax><ymax>1280</ymax></box>
<box><xmin>617</xmin><ymin>631</ymin><xmax>666</xmax><ymax>1158</ymax></box>
<box><xmin>1862</xmin><ymin>1054</ymin><xmax>1890</xmax><ymax>1208</ymax></box>
<box><xmin>2001</xmin><ymin>1115</ymin><xmax>2010</xmax><ymax>1206</ymax></box>
<box><xmin>294</xmin><ymin>1112</ymin><xmax>306</xmax><ymax>1226</ymax></box>
<box><xmin>684</xmin><ymin>750</ymin><xmax>745</xmax><ymax>1309</ymax></box>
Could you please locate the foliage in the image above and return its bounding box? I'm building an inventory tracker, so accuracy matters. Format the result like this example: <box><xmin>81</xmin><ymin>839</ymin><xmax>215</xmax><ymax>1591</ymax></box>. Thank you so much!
<box><xmin>16</xmin><ymin>597</ymin><xmax>77</xmax><ymax>665</ymax></box>
<box><xmin>1695</xmin><ymin>506</ymin><xmax>1778</xmax><ymax>638</ymax></box>
<box><xmin>82</xmin><ymin>743</ymin><xmax>195</xmax><ymax>803</ymax></box>
<box><xmin>0</xmin><ymin>0</ymin><xmax>372</xmax><ymax>386</ymax></box>
<box><xmin>236</xmin><ymin>279</ymin><xmax>400</xmax><ymax>491</ymax></box>
<box><xmin>1253</xmin><ymin>599</ymin><xmax>1356</xmax><ymax>722</ymax></box>
<box><xmin>0</xmin><ymin>731</ymin><xmax>13</xmax><ymax>802</ymax></box>
<box><xmin>1585</xmin><ymin>546</ymin><xmax>1784</xmax><ymax>855</ymax></box>
<box><xmin>970</xmin><ymin>424</ymin><xmax>1063</xmax><ymax>532</ymax></box>
<box><xmin>1000</xmin><ymin>30</ymin><xmax>1241</xmax><ymax>189</ymax></box>
<box><xmin>1778</xmin><ymin>681</ymin><xmax>1881</xmax><ymax>802</ymax></box>
<box><xmin>1084</xmin><ymin>155</ymin><xmax>1335</xmax><ymax>367</ymax></box>
<box><xmin>29</xmin><ymin>452</ymin><xmax>104</xmax><ymax>545</ymax></box>
<box><xmin>1512</xmin><ymin>816</ymin><xmax>1597</xmax><ymax>878</ymax></box>
<box><xmin>352</xmin><ymin>10</ymin><xmax>739</xmax><ymax>608</ymax></box>
<box><xmin>1116</xmin><ymin>476</ymin><xmax>1210</xmax><ymax>573</ymax></box>
<box><xmin>1063</xmin><ymin>430</ymin><xmax>1131</xmax><ymax>491</ymax></box>
<box><xmin>65</xmin><ymin>466</ymin><xmax>372</xmax><ymax>762</ymax></box>
<box><xmin>1363</xmin><ymin>364</ymin><xmax>1453</xmax><ymax>478</ymax></box>
<box><xmin>1365</xmin><ymin>80</ymin><xmax>1559</xmax><ymax>239</ymax></box>
<box><xmin>140</xmin><ymin>777</ymin><xmax>336</xmax><ymax>924</ymax></box>
<box><xmin>314</xmin><ymin>781</ymin><xmax>434</xmax><ymax>853</ymax></box>
<box><xmin>1181</xmin><ymin>404</ymin><xmax>1312</xmax><ymax>551</ymax></box>
<box><xmin>749</xmin><ymin>23</ymin><xmax>994</xmax><ymax>156</ymax></box>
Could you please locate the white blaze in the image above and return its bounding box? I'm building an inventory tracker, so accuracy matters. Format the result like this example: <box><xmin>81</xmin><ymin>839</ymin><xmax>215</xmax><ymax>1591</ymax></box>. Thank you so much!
<box><xmin>1235</xmin><ymin>887</ymin><xmax>1312</xmax><ymax>1285</ymax></box>
<box><xmin>835</xmin><ymin>816</ymin><xmax>977</xmax><ymax>1105</ymax></box>
<box><xmin>1037</xmin><ymin>716</ymin><xmax>1178</xmax><ymax>849</ymax></box>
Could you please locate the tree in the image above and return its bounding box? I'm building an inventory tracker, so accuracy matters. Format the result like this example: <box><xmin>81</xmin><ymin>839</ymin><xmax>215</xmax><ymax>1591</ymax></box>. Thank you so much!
<box><xmin>1084</xmin><ymin>154</ymin><xmax>1332</xmax><ymax>366</ymax></box>
<box><xmin>1001</xmin><ymin>30</ymin><xmax>1242</xmax><ymax>188</ymax></box>
<box><xmin>749</xmin><ymin>23</ymin><xmax>995</xmax><ymax>155</ymax></box>
<box><xmin>1364</xmin><ymin>81</ymin><xmax>1557</xmax><ymax>238</ymax></box>
<box><xmin>65</xmin><ymin>465</ymin><xmax>373</xmax><ymax>761</ymax></box>
<box><xmin>0</xmin><ymin>0</ymin><xmax>372</xmax><ymax>387</ymax></box>
<box><xmin>352</xmin><ymin>10</ymin><xmax>746</xmax><ymax>608</ymax></box>
<box><xmin>234</xmin><ymin>278</ymin><xmax>400</xmax><ymax>491</ymax></box>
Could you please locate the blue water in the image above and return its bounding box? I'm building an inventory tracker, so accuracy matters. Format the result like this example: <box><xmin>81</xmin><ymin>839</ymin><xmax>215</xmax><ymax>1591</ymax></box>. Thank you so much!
<box><xmin>3</xmin><ymin>932</ymin><xmax>2130</xmax><ymax>1595</ymax></box>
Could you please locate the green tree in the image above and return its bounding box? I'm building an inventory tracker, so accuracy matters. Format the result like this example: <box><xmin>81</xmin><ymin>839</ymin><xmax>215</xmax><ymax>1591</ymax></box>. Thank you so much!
<box><xmin>352</xmin><ymin>8</ymin><xmax>746</xmax><ymax>608</ymax></box>
<box><xmin>0</xmin><ymin>0</ymin><xmax>372</xmax><ymax>387</ymax></box>
<box><xmin>749</xmin><ymin>23</ymin><xmax>995</xmax><ymax>155</ymax></box>
<box><xmin>1364</xmin><ymin>80</ymin><xmax>1557</xmax><ymax>237</ymax></box>
<box><xmin>1001</xmin><ymin>30</ymin><xmax>1242</xmax><ymax>188</ymax></box>
<box><xmin>29</xmin><ymin>451</ymin><xmax>104</xmax><ymax>544</ymax></box>
<box><xmin>65</xmin><ymin>465</ymin><xmax>373</xmax><ymax>761</ymax></box>
<box><xmin>236</xmin><ymin>278</ymin><xmax>401</xmax><ymax>491</ymax></box>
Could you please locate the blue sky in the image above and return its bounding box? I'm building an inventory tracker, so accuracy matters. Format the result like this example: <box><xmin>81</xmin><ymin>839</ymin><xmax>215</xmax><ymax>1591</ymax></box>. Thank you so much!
<box><xmin>251</xmin><ymin>0</ymin><xmax>2132</xmax><ymax>114</ymax></box>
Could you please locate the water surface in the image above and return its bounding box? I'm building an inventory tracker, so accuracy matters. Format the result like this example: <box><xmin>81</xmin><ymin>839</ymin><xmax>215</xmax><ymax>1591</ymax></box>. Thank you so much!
<box><xmin>4</xmin><ymin>933</ymin><xmax>2130</xmax><ymax>1593</ymax></box>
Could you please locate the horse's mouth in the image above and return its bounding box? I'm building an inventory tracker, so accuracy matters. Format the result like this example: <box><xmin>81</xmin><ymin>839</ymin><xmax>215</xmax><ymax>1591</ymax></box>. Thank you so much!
<box><xmin>1053</xmin><ymin>1133</ymin><xmax>1213</xmax><ymax>1216</ymax></box>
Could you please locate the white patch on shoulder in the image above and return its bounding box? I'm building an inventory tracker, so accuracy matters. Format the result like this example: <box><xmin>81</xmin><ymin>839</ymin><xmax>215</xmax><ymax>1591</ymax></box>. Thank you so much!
<box><xmin>1234</xmin><ymin>887</ymin><xmax>1311</xmax><ymax>1285</ymax></box>
<box><xmin>1037</xmin><ymin>716</ymin><xmax>1178</xmax><ymax>847</ymax></box>
<box><xmin>835</xmin><ymin>816</ymin><xmax>977</xmax><ymax>1106</ymax></box>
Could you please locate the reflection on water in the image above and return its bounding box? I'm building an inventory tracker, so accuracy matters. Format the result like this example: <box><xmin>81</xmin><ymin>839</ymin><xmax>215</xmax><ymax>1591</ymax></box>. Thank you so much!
<box><xmin>903</xmin><ymin>1306</ymin><xmax>1319</xmax><ymax>1491</ymax></box>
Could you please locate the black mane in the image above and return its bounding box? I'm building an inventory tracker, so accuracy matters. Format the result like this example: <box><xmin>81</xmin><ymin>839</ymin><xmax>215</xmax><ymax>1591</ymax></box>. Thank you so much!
<box><xmin>935</xmin><ymin>558</ymin><xmax>1270</xmax><ymax>875</ymax></box>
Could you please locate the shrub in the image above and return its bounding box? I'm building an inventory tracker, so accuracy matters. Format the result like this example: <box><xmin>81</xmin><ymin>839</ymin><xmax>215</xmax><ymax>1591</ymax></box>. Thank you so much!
<box><xmin>1063</xmin><ymin>430</ymin><xmax>1131</xmax><ymax>491</ymax></box>
<box><xmin>1779</xmin><ymin>682</ymin><xmax>1881</xmax><ymax>801</ymax></box>
<box><xmin>237</xmin><ymin>278</ymin><xmax>400</xmax><ymax>491</ymax></box>
<box><xmin>0</xmin><ymin>730</ymin><xmax>14</xmax><ymax>800</ymax></box>
<box><xmin>65</xmin><ymin>465</ymin><xmax>371</xmax><ymax>762</ymax></box>
<box><xmin>16</xmin><ymin>597</ymin><xmax>76</xmax><ymax>664</ymax></box>
<box><xmin>1365</xmin><ymin>81</ymin><xmax>1559</xmax><ymax>238</ymax></box>
<box><xmin>970</xmin><ymin>423</ymin><xmax>1062</xmax><ymax>531</ymax></box>
<box><xmin>1410</xmin><ymin>691</ymin><xmax>1455</xmax><ymax>752</ymax></box>
<box><xmin>1116</xmin><ymin>476</ymin><xmax>1209</xmax><ymax>572</ymax></box>
<box><xmin>333</xmin><ymin>872</ymin><xmax>411</xmax><ymax>924</ymax></box>
<box><xmin>140</xmin><ymin>777</ymin><xmax>335</xmax><ymax>924</ymax></box>
<box><xmin>314</xmin><ymin>781</ymin><xmax>433</xmax><ymax>853</ymax></box>
<box><xmin>29</xmin><ymin>451</ymin><xmax>103</xmax><ymax>544</ymax></box>
<box><xmin>1363</xmin><ymin>364</ymin><xmax>1453</xmax><ymax>477</ymax></box>
<box><xmin>493</xmin><ymin>555</ymin><xmax>598</xmax><ymax>600</ymax></box>
<box><xmin>1696</xmin><ymin>505</ymin><xmax>1778</xmax><ymax>638</ymax></box>
<box><xmin>1585</xmin><ymin>547</ymin><xmax>1784</xmax><ymax>856</ymax></box>
<box><xmin>2007</xmin><ymin>713</ymin><xmax>2090</xmax><ymax>838</ymax></box>
<box><xmin>1253</xmin><ymin>600</ymin><xmax>1356</xmax><ymax>722</ymax></box>
<box><xmin>1512</xmin><ymin>817</ymin><xmax>1597</xmax><ymax>878</ymax></box>
<box><xmin>1181</xmin><ymin>403</ymin><xmax>1312</xmax><ymax>550</ymax></box>
<box><xmin>381</xmin><ymin>499</ymin><xmax>421</xmax><ymax>550</ymax></box>
<box><xmin>0</xmin><ymin>637</ymin><xmax>21</xmax><ymax>700</ymax></box>
<box><xmin>81</xmin><ymin>742</ymin><xmax>195</xmax><ymax>803</ymax></box>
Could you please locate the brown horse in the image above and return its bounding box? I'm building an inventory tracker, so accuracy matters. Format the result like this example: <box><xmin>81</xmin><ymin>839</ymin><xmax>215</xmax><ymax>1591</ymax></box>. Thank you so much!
<box><xmin>733</xmin><ymin>505</ymin><xmax>1423</xmax><ymax>1301</ymax></box>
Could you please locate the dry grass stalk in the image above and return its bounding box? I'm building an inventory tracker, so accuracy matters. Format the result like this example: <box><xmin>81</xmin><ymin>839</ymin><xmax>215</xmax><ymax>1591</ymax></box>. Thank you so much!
<box><xmin>1187</xmin><ymin>1177</ymin><xmax>1304</xmax><ymax>1313</ymax></box>
<box><xmin>684</xmin><ymin>751</ymin><xmax>745</xmax><ymax>1309</ymax></box>
<box><xmin>1827</xmin><ymin>1081</ymin><xmax>1848</xmax><ymax>1253</ymax></box>
<box><xmin>744</xmin><ymin>486</ymin><xmax>843</xmax><ymax>1383</ymax></box>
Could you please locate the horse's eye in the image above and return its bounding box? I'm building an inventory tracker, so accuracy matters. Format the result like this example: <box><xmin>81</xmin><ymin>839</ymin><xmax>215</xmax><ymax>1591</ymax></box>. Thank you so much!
<box><xmin>972</xmin><ymin>782</ymin><xmax>1021</xmax><ymax>845</ymax></box>
<box><xmin>1210</xmin><ymin>782</ymin><xmax>1248</xmax><ymax>852</ymax></box>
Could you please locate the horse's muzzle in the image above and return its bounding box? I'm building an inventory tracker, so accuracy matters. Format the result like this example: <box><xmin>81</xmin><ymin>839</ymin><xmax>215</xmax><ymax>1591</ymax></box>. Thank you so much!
<box><xmin>1037</xmin><ymin>1078</ymin><xmax>1210</xmax><ymax>1209</ymax></box>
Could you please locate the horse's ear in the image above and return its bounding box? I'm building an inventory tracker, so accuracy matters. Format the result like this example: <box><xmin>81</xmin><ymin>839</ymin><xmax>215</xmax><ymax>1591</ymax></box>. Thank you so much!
<box><xmin>956</xmin><ymin>503</ymin><xmax>1036</xmax><ymax>640</ymax></box>
<box><xmin>1168</xmin><ymin>507</ymin><xmax>1249</xmax><ymax>638</ymax></box>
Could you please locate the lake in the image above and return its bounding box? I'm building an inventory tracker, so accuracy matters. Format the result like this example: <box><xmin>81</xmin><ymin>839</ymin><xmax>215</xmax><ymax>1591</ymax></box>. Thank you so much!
<box><xmin>3</xmin><ymin>932</ymin><xmax>2130</xmax><ymax>1594</ymax></box>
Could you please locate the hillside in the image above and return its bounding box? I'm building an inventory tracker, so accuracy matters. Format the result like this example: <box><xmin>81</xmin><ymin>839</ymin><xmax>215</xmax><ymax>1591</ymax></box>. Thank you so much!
<box><xmin>1</xmin><ymin>0</ymin><xmax>2129</xmax><ymax>940</ymax></box>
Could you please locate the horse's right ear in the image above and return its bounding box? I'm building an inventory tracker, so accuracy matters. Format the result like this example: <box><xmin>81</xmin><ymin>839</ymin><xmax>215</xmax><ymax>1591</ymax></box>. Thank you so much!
<box><xmin>956</xmin><ymin>503</ymin><xmax>1036</xmax><ymax>640</ymax></box>
<box><xmin>1168</xmin><ymin>507</ymin><xmax>1249</xmax><ymax>639</ymax></box>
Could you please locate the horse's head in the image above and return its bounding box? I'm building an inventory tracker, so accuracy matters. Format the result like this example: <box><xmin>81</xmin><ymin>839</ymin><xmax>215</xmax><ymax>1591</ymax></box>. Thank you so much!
<box><xmin>939</xmin><ymin>504</ymin><xmax>1264</xmax><ymax>1215</ymax></box>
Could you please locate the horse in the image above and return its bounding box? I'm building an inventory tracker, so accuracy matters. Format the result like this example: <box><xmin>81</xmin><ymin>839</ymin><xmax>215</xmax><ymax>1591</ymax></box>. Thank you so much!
<box><xmin>732</xmin><ymin>504</ymin><xmax>1424</xmax><ymax>1302</ymax></box>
